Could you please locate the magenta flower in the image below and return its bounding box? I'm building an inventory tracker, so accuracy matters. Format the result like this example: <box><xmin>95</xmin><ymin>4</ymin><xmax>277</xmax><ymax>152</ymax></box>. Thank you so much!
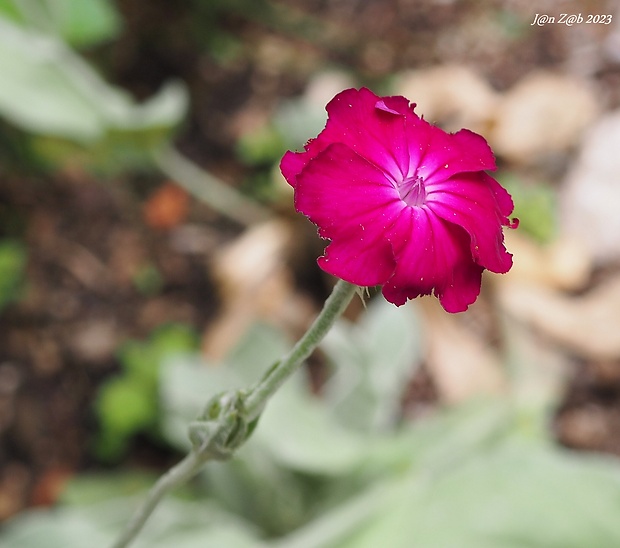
<box><xmin>280</xmin><ymin>88</ymin><xmax>517</xmax><ymax>313</ymax></box>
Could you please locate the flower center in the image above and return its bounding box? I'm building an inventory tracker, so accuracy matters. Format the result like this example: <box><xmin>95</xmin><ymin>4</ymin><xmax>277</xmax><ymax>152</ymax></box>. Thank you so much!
<box><xmin>398</xmin><ymin>175</ymin><xmax>426</xmax><ymax>207</ymax></box>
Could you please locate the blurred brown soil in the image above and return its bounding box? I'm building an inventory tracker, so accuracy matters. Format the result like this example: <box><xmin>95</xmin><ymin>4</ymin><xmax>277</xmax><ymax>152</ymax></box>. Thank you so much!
<box><xmin>1</xmin><ymin>0</ymin><xmax>620</xmax><ymax>522</ymax></box>
<box><xmin>0</xmin><ymin>170</ymin><xmax>225</xmax><ymax>519</ymax></box>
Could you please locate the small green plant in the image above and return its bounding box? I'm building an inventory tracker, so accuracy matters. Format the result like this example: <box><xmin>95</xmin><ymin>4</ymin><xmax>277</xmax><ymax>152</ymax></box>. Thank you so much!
<box><xmin>0</xmin><ymin>239</ymin><xmax>26</xmax><ymax>312</ymax></box>
<box><xmin>94</xmin><ymin>324</ymin><xmax>199</xmax><ymax>462</ymax></box>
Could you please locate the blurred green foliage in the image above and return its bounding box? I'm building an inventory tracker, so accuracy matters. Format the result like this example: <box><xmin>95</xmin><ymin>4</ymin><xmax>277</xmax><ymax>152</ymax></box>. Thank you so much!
<box><xmin>0</xmin><ymin>0</ymin><xmax>120</xmax><ymax>47</ymax></box>
<box><xmin>236</xmin><ymin>96</ymin><xmax>331</xmax><ymax>168</ymax></box>
<box><xmin>500</xmin><ymin>173</ymin><xmax>557</xmax><ymax>243</ymax></box>
<box><xmin>237</xmin><ymin>92</ymin><xmax>332</xmax><ymax>203</ymax></box>
<box><xmin>6</xmin><ymin>300</ymin><xmax>620</xmax><ymax>547</ymax></box>
<box><xmin>237</xmin><ymin>125</ymin><xmax>287</xmax><ymax>168</ymax></box>
<box><xmin>0</xmin><ymin>239</ymin><xmax>26</xmax><ymax>312</ymax></box>
<box><xmin>131</xmin><ymin>263</ymin><xmax>164</xmax><ymax>296</ymax></box>
<box><xmin>94</xmin><ymin>323</ymin><xmax>199</xmax><ymax>462</ymax></box>
<box><xmin>0</xmin><ymin>6</ymin><xmax>187</xmax><ymax>174</ymax></box>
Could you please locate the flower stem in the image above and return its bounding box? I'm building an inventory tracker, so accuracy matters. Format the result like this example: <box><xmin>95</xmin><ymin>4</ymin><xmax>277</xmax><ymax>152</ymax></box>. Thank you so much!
<box><xmin>109</xmin><ymin>451</ymin><xmax>203</xmax><ymax>548</ymax></box>
<box><xmin>108</xmin><ymin>279</ymin><xmax>357</xmax><ymax>548</ymax></box>
<box><xmin>245</xmin><ymin>279</ymin><xmax>357</xmax><ymax>420</ymax></box>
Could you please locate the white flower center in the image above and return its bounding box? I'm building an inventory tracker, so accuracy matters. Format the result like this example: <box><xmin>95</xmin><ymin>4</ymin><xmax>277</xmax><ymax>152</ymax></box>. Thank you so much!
<box><xmin>398</xmin><ymin>175</ymin><xmax>426</xmax><ymax>207</ymax></box>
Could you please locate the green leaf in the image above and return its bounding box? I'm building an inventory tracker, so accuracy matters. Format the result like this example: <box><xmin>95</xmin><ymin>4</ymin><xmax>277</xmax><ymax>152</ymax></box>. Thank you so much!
<box><xmin>251</xmin><ymin>375</ymin><xmax>367</xmax><ymax>475</ymax></box>
<box><xmin>0</xmin><ymin>507</ymin><xmax>112</xmax><ymax>548</ymax></box>
<box><xmin>0</xmin><ymin>0</ymin><xmax>21</xmax><ymax>23</ymax></box>
<box><xmin>200</xmin><ymin>449</ymin><xmax>323</xmax><ymax>536</ymax></box>
<box><xmin>0</xmin><ymin>0</ymin><xmax>121</xmax><ymax>46</ymax></box>
<box><xmin>225</xmin><ymin>322</ymin><xmax>291</xmax><ymax>381</ymax></box>
<box><xmin>42</xmin><ymin>0</ymin><xmax>121</xmax><ymax>47</ymax></box>
<box><xmin>275</xmin><ymin>399</ymin><xmax>620</xmax><ymax>548</ymax></box>
<box><xmin>354</xmin><ymin>443</ymin><xmax>620</xmax><ymax>548</ymax></box>
<box><xmin>60</xmin><ymin>471</ymin><xmax>160</xmax><ymax>506</ymax></box>
<box><xmin>320</xmin><ymin>298</ymin><xmax>423</xmax><ymax>432</ymax></box>
<box><xmin>0</xmin><ymin>496</ymin><xmax>263</xmax><ymax>548</ymax></box>
<box><xmin>271</xmin><ymin>477</ymin><xmax>401</xmax><ymax>548</ymax></box>
<box><xmin>0</xmin><ymin>19</ymin><xmax>187</xmax><ymax>170</ymax></box>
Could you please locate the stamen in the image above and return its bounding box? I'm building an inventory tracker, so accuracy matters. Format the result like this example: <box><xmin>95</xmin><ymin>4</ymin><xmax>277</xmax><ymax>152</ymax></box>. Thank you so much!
<box><xmin>398</xmin><ymin>175</ymin><xmax>426</xmax><ymax>207</ymax></box>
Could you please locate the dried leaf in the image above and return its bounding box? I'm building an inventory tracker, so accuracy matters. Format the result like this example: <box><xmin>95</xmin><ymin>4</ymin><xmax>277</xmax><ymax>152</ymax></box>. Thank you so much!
<box><xmin>143</xmin><ymin>182</ymin><xmax>189</xmax><ymax>231</ymax></box>
<box><xmin>560</xmin><ymin>109</ymin><xmax>620</xmax><ymax>263</ymax></box>
<box><xmin>503</xmin><ymin>231</ymin><xmax>591</xmax><ymax>291</ymax></box>
<box><xmin>492</xmin><ymin>72</ymin><xmax>599</xmax><ymax>164</ymax></box>
<box><xmin>394</xmin><ymin>65</ymin><xmax>499</xmax><ymax>135</ymax></box>
<box><xmin>204</xmin><ymin>220</ymin><xmax>315</xmax><ymax>360</ymax></box>
<box><xmin>499</xmin><ymin>276</ymin><xmax>620</xmax><ymax>360</ymax></box>
<box><xmin>421</xmin><ymin>300</ymin><xmax>506</xmax><ymax>404</ymax></box>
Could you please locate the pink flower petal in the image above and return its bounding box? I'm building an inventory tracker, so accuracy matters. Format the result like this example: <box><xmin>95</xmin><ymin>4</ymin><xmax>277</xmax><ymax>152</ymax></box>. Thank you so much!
<box><xmin>318</xmin><ymin>238</ymin><xmax>395</xmax><ymax>287</ymax></box>
<box><xmin>280</xmin><ymin>150</ymin><xmax>309</xmax><ymax>188</ymax></box>
<box><xmin>383</xmin><ymin>207</ymin><xmax>483</xmax><ymax>312</ymax></box>
<box><xmin>296</xmin><ymin>88</ymin><xmax>413</xmax><ymax>184</ymax></box>
<box><xmin>322</xmin><ymin>88</ymin><xmax>412</xmax><ymax>180</ymax></box>
<box><xmin>437</xmin><ymin>258</ymin><xmax>485</xmax><ymax>313</ymax></box>
<box><xmin>426</xmin><ymin>173</ymin><xmax>513</xmax><ymax>273</ymax></box>
<box><xmin>409</xmin><ymin>125</ymin><xmax>497</xmax><ymax>183</ymax></box>
<box><xmin>295</xmin><ymin>142</ymin><xmax>404</xmax><ymax>285</ymax></box>
<box><xmin>481</xmin><ymin>172</ymin><xmax>518</xmax><ymax>225</ymax></box>
<box><xmin>375</xmin><ymin>95</ymin><xmax>412</xmax><ymax>115</ymax></box>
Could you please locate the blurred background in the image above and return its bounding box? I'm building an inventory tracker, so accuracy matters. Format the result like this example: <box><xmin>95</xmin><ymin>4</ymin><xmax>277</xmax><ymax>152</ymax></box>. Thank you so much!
<box><xmin>1</xmin><ymin>0</ymin><xmax>620</xmax><ymax>546</ymax></box>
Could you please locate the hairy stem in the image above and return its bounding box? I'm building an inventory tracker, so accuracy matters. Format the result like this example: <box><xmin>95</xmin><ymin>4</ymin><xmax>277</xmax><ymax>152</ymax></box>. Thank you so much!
<box><xmin>109</xmin><ymin>451</ymin><xmax>203</xmax><ymax>548</ymax></box>
<box><xmin>245</xmin><ymin>279</ymin><xmax>357</xmax><ymax>419</ymax></box>
<box><xmin>109</xmin><ymin>279</ymin><xmax>357</xmax><ymax>548</ymax></box>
